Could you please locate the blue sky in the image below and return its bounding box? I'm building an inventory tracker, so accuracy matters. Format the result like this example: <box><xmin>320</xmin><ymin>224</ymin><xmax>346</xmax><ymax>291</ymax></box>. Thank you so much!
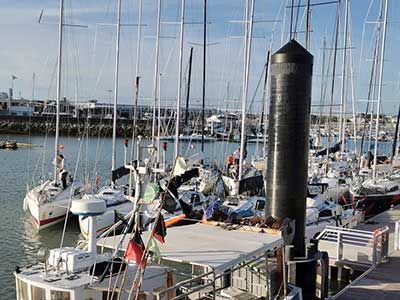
<box><xmin>0</xmin><ymin>0</ymin><xmax>398</xmax><ymax>115</ymax></box>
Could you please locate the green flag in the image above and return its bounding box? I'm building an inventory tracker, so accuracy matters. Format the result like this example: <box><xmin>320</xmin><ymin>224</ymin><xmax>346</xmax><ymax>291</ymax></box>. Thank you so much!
<box><xmin>148</xmin><ymin>236</ymin><xmax>161</xmax><ymax>259</ymax></box>
<box><xmin>141</xmin><ymin>183</ymin><xmax>159</xmax><ymax>204</ymax></box>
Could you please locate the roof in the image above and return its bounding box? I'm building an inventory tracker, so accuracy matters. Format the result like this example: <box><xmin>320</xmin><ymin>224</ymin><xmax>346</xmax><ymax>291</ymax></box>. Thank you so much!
<box><xmin>97</xmin><ymin>223</ymin><xmax>283</xmax><ymax>273</ymax></box>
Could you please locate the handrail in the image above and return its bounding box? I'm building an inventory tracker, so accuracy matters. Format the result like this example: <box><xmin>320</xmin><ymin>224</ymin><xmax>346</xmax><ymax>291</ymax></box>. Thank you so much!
<box><xmin>317</xmin><ymin>226</ymin><xmax>389</xmax><ymax>267</ymax></box>
<box><xmin>395</xmin><ymin>220</ymin><xmax>400</xmax><ymax>251</ymax></box>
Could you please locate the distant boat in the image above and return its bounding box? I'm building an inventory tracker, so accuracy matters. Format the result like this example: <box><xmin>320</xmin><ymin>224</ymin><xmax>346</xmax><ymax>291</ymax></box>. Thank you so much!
<box><xmin>159</xmin><ymin>133</ymin><xmax>216</xmax><ymax>142</ymax></box>
<box><xmin>0</xmin><ymin>140</ymin><xmax>17</xmax><ymax>149</ymax></box>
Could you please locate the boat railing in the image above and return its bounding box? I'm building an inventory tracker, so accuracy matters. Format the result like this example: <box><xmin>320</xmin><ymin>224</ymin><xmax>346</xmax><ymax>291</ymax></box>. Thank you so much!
<box><xmin>395</xmin><ymin>220</ymin><xmax>400</xmax><ymax>251</ymax></box>
<box><xmin>316</xmin><ymin>225</ymin><xmax>389</xmax><ymax>268</ymax></box>
<box><xmin>152</xmin><ymin>253</ymin><xmax>269</xmax><ymax>300</ymax></box>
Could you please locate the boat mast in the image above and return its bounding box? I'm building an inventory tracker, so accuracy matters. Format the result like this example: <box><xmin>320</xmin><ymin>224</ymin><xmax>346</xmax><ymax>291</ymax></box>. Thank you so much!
<box><xmin>373</xmin><ymin>0</ymin><xmax>389</xmax><ymax>181</ymax></box>
<box><xmin>132</xmin><ymin>0</ymin><xmax>143</xmax><ymax>161</ymax></box>
<box><xmin>201</xmin><ymin>0</ymin><xmax>207</xmax><ymax>153</ymax></box>
<box><xmin>54</xmin><ymin>0</ymin><xmax>64</xmax><ymax>183</ymax></box>
<box><xmin>152</xmin><ymin>0</ymin><xmax>161</xmax><ymax>149</ymax></box>
<box><xmin>392</xmin><ymin>105</ymin><xmax>400</xmax><ymax>159</ymax></box>
<box><xmin>185</xmin><ymin>47</ymin><xmax>194</xmax><ymax>127</ymax></box>
<box><xmin>325</xmin><ymin>1</ymin><xmax>340</xmax><ymax>175</ymax></box>
<box><xmin>317</xmin><ymin>36</ymin><xmax>327</xmax><ymax>148</ymax></box>
<box><xmin>111</xmin><ymin>0</ymin><xmax>122</xmax><ymax>185</ymax></box>
<box><xmin>305</xmin><ymin>0</ymin><xmax>311</xmax><ymax>49</ymax></box>
<box><xmin>261</xmin><ymin>50</ymin><xmax>270</xmax><ymax>159</ymax></box>
<box><xmin>174</xmin><ymin>0</ymin><xmax>186</xmax><ymax>159</ymax></box>
<box><xmin>239</xmin><ymin>0</ymin><xmax>255</xmax><ymax>180</ymax></box>
<box><xmin>339</xmin><ymin>0</ymin><xmax>349</xmax><ymax>153</ymax></box>
<box><xmin>348</xmin><ymin>21</ymin><xmax>358</xmax><ymax>154</ymax></box>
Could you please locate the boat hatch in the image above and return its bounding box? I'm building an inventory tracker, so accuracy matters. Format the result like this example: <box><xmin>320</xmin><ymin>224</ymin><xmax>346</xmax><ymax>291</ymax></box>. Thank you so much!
<box><xmin>16</xmin><ymin>278</ymin><xmax>71</xmax><ymax>300</ymax></box>
<box><xmin>102</xmin><ymin>192</ymin><xmax>116</xmax><ymax>196</ymax></box>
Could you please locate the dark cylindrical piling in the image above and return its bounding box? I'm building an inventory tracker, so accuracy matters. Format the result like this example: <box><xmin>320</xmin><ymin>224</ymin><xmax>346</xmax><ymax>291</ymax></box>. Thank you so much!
<box><xmin>266</xmin><ymin>39</ymin><xmax>313</xmax><ymax>257</ymax></box>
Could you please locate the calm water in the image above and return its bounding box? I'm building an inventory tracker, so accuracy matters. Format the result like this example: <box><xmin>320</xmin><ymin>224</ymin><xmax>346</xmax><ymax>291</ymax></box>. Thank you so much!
<box><xmin>0</xmin><ymin>133</ymin><xmax>393</xmax><ymax>299</ymax></box>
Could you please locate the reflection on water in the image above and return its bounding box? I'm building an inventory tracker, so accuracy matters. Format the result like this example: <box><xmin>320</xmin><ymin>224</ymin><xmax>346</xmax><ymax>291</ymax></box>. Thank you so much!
<box><xmin>0</xmin><ymin>133</ymin><xmax>393</xmax><ymax>298</ymax></box>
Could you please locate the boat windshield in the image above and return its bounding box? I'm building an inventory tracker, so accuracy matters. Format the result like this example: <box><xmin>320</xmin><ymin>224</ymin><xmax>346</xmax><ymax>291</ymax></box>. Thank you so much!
<box><xmin>16</xmin><ymin>278</ymin><xmax>71</xmax><ymax>300</ymax></box>
<box><xmin>50</xmin><ymin>290</ymin><xmax>70</xmax><ymax>300</ymax></box>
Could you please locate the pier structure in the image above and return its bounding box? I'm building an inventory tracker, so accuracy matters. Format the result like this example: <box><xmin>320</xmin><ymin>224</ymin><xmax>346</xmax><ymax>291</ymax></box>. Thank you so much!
<box><xmin>316</xmin><ymin>204</ymin><xmax>400</xmax><ymax>299</ymax></box>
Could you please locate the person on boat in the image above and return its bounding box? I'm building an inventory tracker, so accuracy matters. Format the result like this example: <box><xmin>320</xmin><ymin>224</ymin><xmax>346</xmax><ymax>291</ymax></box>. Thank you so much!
<box><xmin>56</xmin><ymin>154</ymin><xmax>68</xmax><ymax>189</ymax></box>
<box><xmin>226</xmin><ymin>153</ymin><xmax>234</xmax><ymax>172</ymax></box>
<box><xmin>233</xmin><ymin>147</ymin><xmax>241</xmax><ymax>166</ymax></box>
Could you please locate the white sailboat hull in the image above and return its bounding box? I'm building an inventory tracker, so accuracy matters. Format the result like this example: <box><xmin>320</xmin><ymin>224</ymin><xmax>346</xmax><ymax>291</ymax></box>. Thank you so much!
<box><xmin>24</xmin><ymin>180</ymin><xmax>82</xmax><ymax>230</ymax></box>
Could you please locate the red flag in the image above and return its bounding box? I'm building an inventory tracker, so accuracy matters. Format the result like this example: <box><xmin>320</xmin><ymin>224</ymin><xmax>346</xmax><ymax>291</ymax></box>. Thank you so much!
<box><xmin>153</xmin><ymin>215</ymin><xmax>167</xmax><ymax>243</ymax></box>
<box><xmin>125</xmin><ymin>231</ymin><xmax>145</xmax><ymax>268</ymax></box>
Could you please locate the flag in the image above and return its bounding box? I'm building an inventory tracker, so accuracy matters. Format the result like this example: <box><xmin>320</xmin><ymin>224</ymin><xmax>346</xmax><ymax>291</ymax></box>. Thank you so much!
<box><xmin>11</xmin><ymin>75</ymin><xmax>17</xmax><ymax>80</ymax></box>
<box><xmin>125</xmin><ymin>231</ymin><xmax>145</xmax><ymax>268</ymax></box>
<box><xmin>148</xmin><ymin>236</ymin><xmax>161</xmax><ymax>259</ymax></box>
<box><xmin>153</xmin><ymin>215</ymin><xmax>167</xmax><ymax>243</ymax></box>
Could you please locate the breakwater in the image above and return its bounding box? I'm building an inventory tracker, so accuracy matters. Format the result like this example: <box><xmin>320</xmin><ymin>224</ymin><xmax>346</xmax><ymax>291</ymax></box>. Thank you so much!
<box><xmin>0</xmin><ymin>115</ymin><xmax>150</xmax><ymax>137</ymax></box>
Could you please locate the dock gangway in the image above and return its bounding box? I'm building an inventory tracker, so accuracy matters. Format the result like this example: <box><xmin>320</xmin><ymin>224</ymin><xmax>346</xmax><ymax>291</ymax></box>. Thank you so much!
<box><xmin>316</xmin><ymin>225</ymin><xmax>389</xmax><ymax>271</ymax></box>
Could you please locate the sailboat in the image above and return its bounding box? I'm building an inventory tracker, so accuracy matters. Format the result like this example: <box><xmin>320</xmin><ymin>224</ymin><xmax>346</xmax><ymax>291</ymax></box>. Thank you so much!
<box><xmin>78</xmin><ymin>0</ymin><xmax>132</xmax><ymax>238</ymax></box>
<box><xmin>23</xmin><ymin>0</ymin><xmax>82</xmax><ymax>230</ymax></box>
<box><xmin>348</xmin><ymin>0</ymin><xmax>399</xmax><ymax>219</ymax></box>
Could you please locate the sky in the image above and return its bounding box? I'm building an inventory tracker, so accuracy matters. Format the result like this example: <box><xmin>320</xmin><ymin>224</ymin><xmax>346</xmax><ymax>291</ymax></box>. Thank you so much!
<box><xmin>0</xmin><ymin>0</ymin><xmax>399</xmax><ymax>115</ymax></box>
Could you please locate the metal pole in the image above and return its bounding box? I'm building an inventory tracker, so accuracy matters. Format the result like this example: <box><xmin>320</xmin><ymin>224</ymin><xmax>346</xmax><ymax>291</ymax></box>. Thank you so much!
<box><xmin>317</xmin><ymin>36</ymin><xmax>327</xmax><ymax>148</ymax></box>
<box><xmin>262</xmin><ymin>50</ymin><xmax>271</xmax><ymax>159</ymax></box>
<box><xmin>185</xmin><ymin>47</ymin><xmax>194</xmax><ymax>127</ymax></box>
<box><xmin>131</xmin><ymin>0</ymin><xmax>143</xmax><ymax>162</ymax></box>
<box><xmin>157</xmin><ymin>73</ymin><xmax>162</xmax><ymax>163</ymax></box>
<box><xmin>174</xmin><ymin>0</ymin><xmax>186</xmax><ymax>159</ymax></box>
<box><xmin>201</xmin><ymin>0</ymin><xmax>207</xmax><ymax>153</ymax></box>
<box><xmin>54</xmin><ymin>0</ymin><xmax>64</xmax><ymax>183</ymax></box>
<box><xmin>373</xmin><ymin>0</ymin><xmax>389</xmax><ymax>181</ymax></box>
<box><xmin>392</xmin><ymin>105</ymin><xmax>400</xmax><ymax>159</ymax></box>
<box><xmin>306</xmin><ymin>0</ymin><xmax>311</xmax><ymax>49</ymax></box>
<box><xmin>339</xmin><ymin>0</ymin><xmax>349</xmax><ymax>153</ymax></box>
<box><xmin>325</xmin><ymin>1</ymin><xmax>340</xmax><ymax>175</ymax></box>
<box><xmin>151</xmin><ymin>0</ymin><xmax>161</xmax><ymax>148</ymax></box>
<box><xmin>111</xmin><ymin>0</ymin><xmax>122</xmax><ymax>183</ymax></box>
<box><xmin>348</xmin><ymin>20</ymin><xmax>358</xmax><ymax>154</ymax></box>
<box><xmin>239</xmin><ymin>0</ymin><xmax>254</xmax><ymax>180</ymax></box>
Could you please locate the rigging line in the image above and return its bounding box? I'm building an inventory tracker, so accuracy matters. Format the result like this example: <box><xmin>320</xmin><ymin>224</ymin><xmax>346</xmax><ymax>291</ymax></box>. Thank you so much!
<box><xmin>325</xmin><ymin>0</ymin><xmax>340</xmax><ymax>171</ymax></box>
<box><xmin>58</xmin><ymin>125</ymin><xmax>86</xmax><ymax>251</ymax></box>
<box><xmin>294</xmin><ymin>0</ymin><xmax>302</xmax><ymax>39</ymax></box>
<box><xmin>290</xmin><ymin>0</ymin><xmax>295</xmax><ymax>39</ymax></box>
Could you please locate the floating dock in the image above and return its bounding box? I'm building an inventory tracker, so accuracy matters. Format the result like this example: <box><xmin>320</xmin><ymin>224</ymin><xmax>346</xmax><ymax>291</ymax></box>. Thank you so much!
<box><xmin>325</xmin><ymin>205</ymin><xmax>400</xmax><ymax>299</ymax></box>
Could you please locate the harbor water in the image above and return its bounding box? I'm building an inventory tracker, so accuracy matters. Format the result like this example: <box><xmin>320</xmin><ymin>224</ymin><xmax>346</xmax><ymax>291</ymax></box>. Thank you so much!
<box><xmin>0</xmin><ymin>133</ymin><xmax>394</xmax><ymax>299</ymax></box>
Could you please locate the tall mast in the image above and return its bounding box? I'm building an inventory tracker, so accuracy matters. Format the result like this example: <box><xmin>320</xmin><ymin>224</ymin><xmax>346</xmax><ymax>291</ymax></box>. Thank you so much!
<box><xmin>392</xmin><ymin>105</ymin><xmax>400</xmax><ymax>159</ymax></box>
<box><xmin>185</xmin><ymin>47</ymin><xmax>194</xmax><ymax>127</ymax></box>
<box><xmin>131</xmin><ymin>0</ymin><xmax>143</xmax><ymax>160</ymax></box>
<box><xmin>262</xmin><ymin>50</ymin><xmax>271</xmax><ymax>159</ymax></box>
<box><xmin>239</xmin><ymin>0</ymin><xmax>255</xmax><ymax>180</ymax></box>
<box><xmin>317</xmin><ymin>36</ymin><xmax>327</xmax><ymax>148</ymax></box>
<box><xmin>201</xmin><ymin>0</ymin><xmax>207</xmax><ymax>153</ymax></box>
<box><xmin>373</xmin><ymin>0</ymin><xmax>389</xmax><ymax>181</ymax></box>
<box><xmin>305</xmin><ymin>0</ymin><xmax>311</xmax><ymax>49</ymax></box>
<box><xmin>54</xmin><ymin>0</ymin><xmax>64</xmax><ymax>183</ymax></box>
<box><xmin>111</xmin><ymin>0</ymin><xmax>122</xmax><ymax>182</ymax></box>
<box><xmin>339</xmin><ymin>0</ymin><xmax>349</xmax><ymax>153</ymax></box>
<box><xmin>152</xmin><ymin>0</ymin><xmax>162</xmax><ymax>147</ymax></box>
<box><xmin>174</xmin><ymin>0</ymin><xmax>186</xmax><ymax>159</ymax></box>
<box><xmin>325</xmin><ymin>1</ymin><xmax>340</xmax><ymax>174</ymax></box>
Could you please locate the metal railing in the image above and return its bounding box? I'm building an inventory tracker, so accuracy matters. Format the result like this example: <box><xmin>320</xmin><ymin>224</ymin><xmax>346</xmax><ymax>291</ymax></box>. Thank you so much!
<box><xmin>316</xmin><ymin>225</ymin><xmax>389</xmax><ymax>267</ymax></box>
<box><xmin>395</xmin><ymin>220</ymin><xmax>400</xmax><ymax>251</ymax></box>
